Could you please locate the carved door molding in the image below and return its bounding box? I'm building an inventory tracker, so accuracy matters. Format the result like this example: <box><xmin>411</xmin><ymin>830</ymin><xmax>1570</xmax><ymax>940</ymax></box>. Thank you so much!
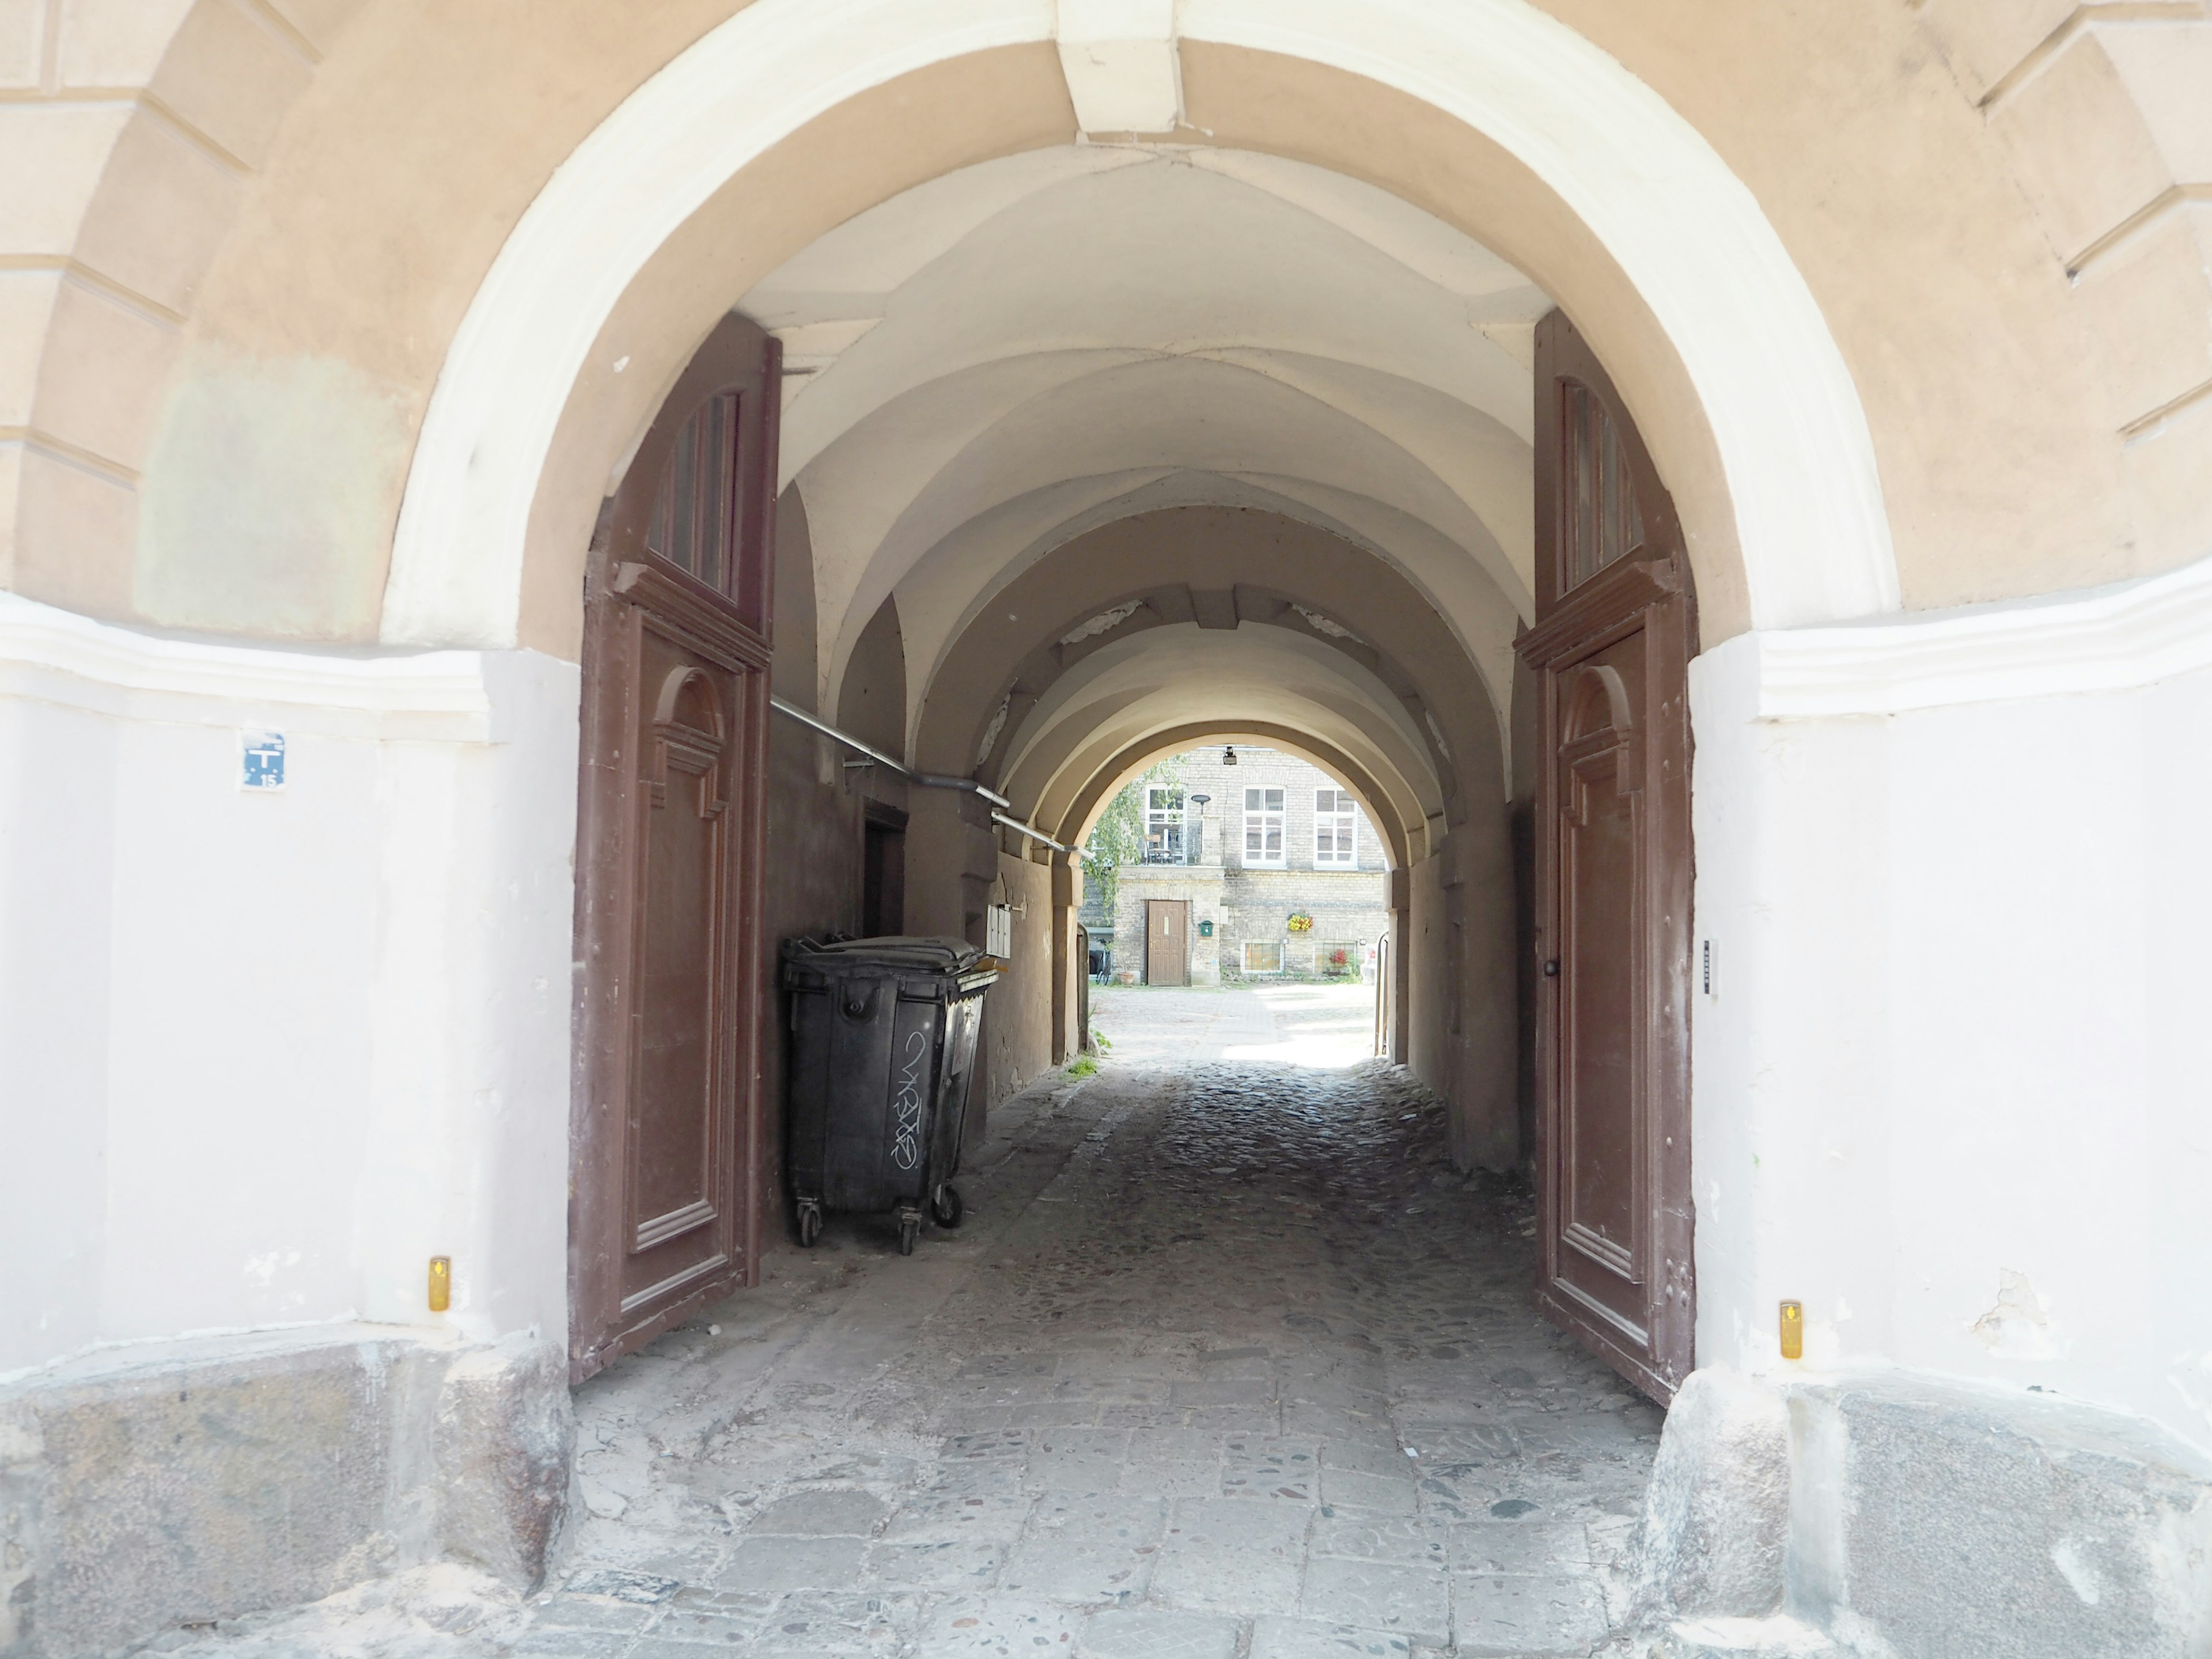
<box><xmin>1516</xmin><ymin>310</ymin><xmax>1697</xmax><ymax>1402</ymax></box>
<box><xmin>570</xmin><ymin>315</ymin><xmax>780</xmax><ymax>1383</ymax></box>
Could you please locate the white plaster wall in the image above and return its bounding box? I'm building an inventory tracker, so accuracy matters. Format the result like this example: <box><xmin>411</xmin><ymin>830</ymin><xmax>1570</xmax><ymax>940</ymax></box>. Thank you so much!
<box><xmin>1690</xmin><ymin>578</ymin><xmax>2212</xmax><ymax>1456</ymax></box>
<box><xmin>0</xmin><ymin>597</ymin><xmax>577</xmax><ymax>1378</ymax></box>
<box><xmin>13</xmin><ymin>548</ymin><xmax>2212</xmax><ymax>1479</ymax></box>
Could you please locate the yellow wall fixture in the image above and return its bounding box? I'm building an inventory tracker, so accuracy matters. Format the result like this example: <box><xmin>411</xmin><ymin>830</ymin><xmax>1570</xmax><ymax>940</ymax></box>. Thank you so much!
<box><xmin>429</xmin><ymin>1256</ymin><xmax>452</xmax><ymax>1313</ymax></box>
<box><xmin>1779</xmin><ymin>1300</ymin><xmax>1804</xmax><ymax>1361</ymax></box>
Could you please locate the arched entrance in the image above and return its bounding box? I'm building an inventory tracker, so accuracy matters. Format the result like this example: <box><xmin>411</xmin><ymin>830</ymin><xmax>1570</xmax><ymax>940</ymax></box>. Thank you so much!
<box><xmin>357</xmin><ymin>9</ymin><xmax>1906</xmax><ymax>1412</ymax></box>
<box><xmin>412</xmin><ymin>9</ymin><xmax>1894</xmax><ymax>1402</ymax></box>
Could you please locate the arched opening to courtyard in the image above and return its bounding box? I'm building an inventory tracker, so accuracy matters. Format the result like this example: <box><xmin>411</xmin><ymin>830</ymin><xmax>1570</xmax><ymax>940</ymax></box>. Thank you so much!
<box><xmin>11</xmin><ymin>5</ymin><xmax>2211</xmax><ymax>1656</ymax></box>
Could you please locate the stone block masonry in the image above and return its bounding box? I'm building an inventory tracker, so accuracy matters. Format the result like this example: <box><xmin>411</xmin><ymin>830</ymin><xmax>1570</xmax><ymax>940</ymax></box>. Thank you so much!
<box><xmin>0</xmin><ymin>1326</ymin><xmax>572</xmax><ymax>1657</ymax></box>
<box><xmin>1214</xmin><ymin>866</ymin><xmax>1390</xmax><ymax>982</ymax></box>
<box><xmin>1623</xmin><ymin>1368</ymin><xmax>2212</xmax><ymax>1657</ymax></box>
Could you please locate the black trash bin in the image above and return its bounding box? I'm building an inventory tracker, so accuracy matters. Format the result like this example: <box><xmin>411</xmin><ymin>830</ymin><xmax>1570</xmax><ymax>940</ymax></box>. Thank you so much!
<box><xmin>779</xmin><ymin>935</ymin><xmax>999</xmax><ymax>1255</ymax></box>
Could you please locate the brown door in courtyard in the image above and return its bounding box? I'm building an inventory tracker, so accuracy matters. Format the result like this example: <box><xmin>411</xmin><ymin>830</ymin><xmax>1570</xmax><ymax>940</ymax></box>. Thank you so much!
<box><xmin>570</xmin><ymin>316</ymin><xmax>781</xmax><ymax>1383</ymax></box>
<box><xmin>1514</xmin><ymin>312</ymin><xmax>1697</xmax><ymax>1402</ymax></box>
<box><xmin>1145</xmin><ymin>900</ymin><xmax>1189</xmax><ymax>986</ymax></box>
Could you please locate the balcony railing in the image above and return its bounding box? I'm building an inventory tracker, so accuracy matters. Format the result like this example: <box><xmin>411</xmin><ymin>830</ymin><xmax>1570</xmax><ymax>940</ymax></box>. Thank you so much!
<box><xmin>1141</xmin><ymin>824</ymin><xmax>1202</xmax><ymax>864</ymax></box>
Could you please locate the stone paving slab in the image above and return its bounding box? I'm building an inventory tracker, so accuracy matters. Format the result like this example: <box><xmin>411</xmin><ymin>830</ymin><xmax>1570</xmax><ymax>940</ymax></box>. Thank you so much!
<box><xmin>1450</xmin><ymin>1519</ymin><xmax>1593</xmax><ymax>1574</ymax></box>
<box><xmin>713</xmin><ymin>1534</ymin><xmax>869</xmax><ymax>1596</ymax></box>
<box><xmin>880</xmin><ymin>1485</ymin><xmax>1036</xmax><ymax>1543</ymax></box>
<box><xmin>912</xmin><ymin>1594</ymin><xmax>1080</xmax><ymax>1656</ymax></box>
<box><xmin>1076</xmin><ymin>1603</ymin><xmax>1242</xmax><ymax>1658</ymax></box>
<box><xmin>1320</xmin><ymin>1465</ymin><xmax>1420</xmax><ymax>1514</ymax></box>
<box><xmin>1022</xmin><ymin>1426</ymin><xmax>1132</xmax><ymax>1490</ymax></box>
<box><xmin>863</xmin><ymin>1538</ymin><xmax>1005</xmax><ymax>1590</ymax></box>
<box><xmin>1152</xmin><ymin>1496</ymin><xmax>1310</xmax><ymax>1613</ymax></box>
<box><xmin>1310</xmin><ymin>1509</ymin><xmax>1448</xmax><ymax>1567</ymax></box>
<box><xmin>745</xmin><ymin>1487</ymin><xmax>888</xmax><ymax>1536</ymax></box>
<box><xmin>1302</xmin><ymin>1554</ymin><xmax>1451</xmax><ymax>1646</ymax></box>
<box><xmin>1323</xmin><ymin>1437</ymin><xmax>1421</xmax><ymax>1478</ymax></box>
<box><xmin>1222</xmin><ymin>1435</ymin><xmax>1319</xmax><ymax>1500</ymax></box>
<box><xmin>1249</xmin><ymin>1613</ymin><xmax>1415</xmax><ymax>1657</ymax></box>
<box><xmin>1452</xmin><ymin>1570</ymin><xmax>1613</xmax><ymax>1655</ymax></box>
<box><xmin>1001</xmin><ymin>1493</ymin><xmax>1164</xmax><ymax>1603</ymax></box>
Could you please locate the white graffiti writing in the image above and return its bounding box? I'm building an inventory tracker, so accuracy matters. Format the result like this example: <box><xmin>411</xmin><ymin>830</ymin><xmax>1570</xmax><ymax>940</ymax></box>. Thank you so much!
<box><xmin>890</xmin><ymin>1029</ymin><xmax>929</xmax><ymax>1169</ymax></box>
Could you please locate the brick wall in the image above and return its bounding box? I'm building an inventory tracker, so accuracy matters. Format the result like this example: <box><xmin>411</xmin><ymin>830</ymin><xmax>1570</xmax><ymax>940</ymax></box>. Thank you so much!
<box><xmin>1100</xmin><ymin>748</ymin><xmax>1391</xmax><ymax>984</ymax></box>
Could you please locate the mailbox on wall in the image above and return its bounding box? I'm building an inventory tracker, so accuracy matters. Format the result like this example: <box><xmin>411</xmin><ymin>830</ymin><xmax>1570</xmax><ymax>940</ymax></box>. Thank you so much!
<box><xmin>1197</xmin><ymin>919</ymin><xmax>1214</xmax><ymax>937</ymax></box>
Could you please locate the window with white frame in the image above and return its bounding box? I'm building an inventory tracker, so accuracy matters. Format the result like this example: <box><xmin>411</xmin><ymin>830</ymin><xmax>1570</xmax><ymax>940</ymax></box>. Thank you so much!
<box><xmin>1144</xmin><ymin>787</ymin><xmax>1186</xmax><ymax>864</ymax></box>
<box><xmin>1314</xmin><ymin>788</ymin><xmax>1358</xmax><ymax>866</ymax></box>
<box><xmin>1242</xmin><ymin>787</ymin><xmax>1285</xmax><ymax>866</ymax></box>
<box><xmin>1244</xmin><ymin>940</ymin><xmax>1285</xmax><ymax>974</ymax></box>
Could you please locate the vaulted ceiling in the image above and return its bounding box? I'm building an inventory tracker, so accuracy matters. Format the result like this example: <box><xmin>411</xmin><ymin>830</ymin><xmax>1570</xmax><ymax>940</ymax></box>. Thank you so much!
<box><xmin>744</xmin><ymin>142</ymin><xmax>1551</xmax><ymax>846</ymax></box>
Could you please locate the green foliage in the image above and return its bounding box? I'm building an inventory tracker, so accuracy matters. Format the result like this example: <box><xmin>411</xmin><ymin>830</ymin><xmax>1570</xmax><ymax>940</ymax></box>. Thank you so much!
<box><xmin>1066</xmin><ymin>1054</ymin><xmax>1099</xmax><ymax>1078</ymax></box>
<box><xmin>1082</xmin><ymin>755</ymin><xmax>1185</xmax><ymax>926</ymax></box>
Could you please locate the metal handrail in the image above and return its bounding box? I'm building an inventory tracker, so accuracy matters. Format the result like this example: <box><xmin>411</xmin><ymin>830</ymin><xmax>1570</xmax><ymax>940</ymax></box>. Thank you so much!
<box><xmin>770</xmin><ymin>695</ymin><xmax>1080</xmax><ymax>857</ymax></box>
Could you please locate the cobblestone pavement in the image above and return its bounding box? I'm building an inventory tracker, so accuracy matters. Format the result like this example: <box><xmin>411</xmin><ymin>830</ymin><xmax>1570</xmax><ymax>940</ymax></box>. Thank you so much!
<box><xmin>165</xmin><ymin>1039</ymin><xmax>1660</xmax><ymax>1658</ymax></box>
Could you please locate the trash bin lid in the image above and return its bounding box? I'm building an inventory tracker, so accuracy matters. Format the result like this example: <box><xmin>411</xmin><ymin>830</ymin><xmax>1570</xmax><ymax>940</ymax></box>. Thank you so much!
<box><xmin>781</xmin><ymin>934</ymin><xmax>986</xmax><ymax>975</ymax></box>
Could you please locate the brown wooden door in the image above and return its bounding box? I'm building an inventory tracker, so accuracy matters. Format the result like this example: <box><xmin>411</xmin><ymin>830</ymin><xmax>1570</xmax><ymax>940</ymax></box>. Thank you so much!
<box><xmin>1515</xmin><ymin>311</ymin><xmax>1696</xmax><ymax>1402</ymax></box>
<box><xmin>862</xmin><ymin>804</ymin><xmax>907</xmax><ymax>937</ymax></box>
<box><xmin>1145</xmin><ymin>900</ymin><xmax>1189</xmax><ymax>986</ymax></box>
<box><xmin>570</xmin><ymin>316</ymin><xmax>781</xmax><ymax>1383</ymax></box>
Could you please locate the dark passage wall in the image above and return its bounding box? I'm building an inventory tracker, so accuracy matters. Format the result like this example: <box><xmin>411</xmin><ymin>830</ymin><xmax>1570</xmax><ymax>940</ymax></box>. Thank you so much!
<box><xmin>756</xmin><ymin>489</ymin><xmax>906</xmax><ymax>1241</ymax></box>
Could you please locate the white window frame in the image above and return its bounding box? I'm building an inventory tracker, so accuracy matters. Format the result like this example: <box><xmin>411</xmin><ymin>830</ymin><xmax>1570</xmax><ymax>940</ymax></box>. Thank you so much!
<box><xmin>1242</xmin><ymin>787</ymin><xmax>1286</xmax><ymax>868</ymax></box>
<box><xmin>1145</xmin><ymin>786</ymin><xmax>1186</xmax><ymax>864</ymax></box>
<box><xmin>1243</xmin><ymin>939</ymin><xmax>1285</xmax><ymax>974</ymax></box>
<box><xmin>1313</xmin><ymin>788</ymin><xmax>1358</xmax><ymax>867</ymax></box>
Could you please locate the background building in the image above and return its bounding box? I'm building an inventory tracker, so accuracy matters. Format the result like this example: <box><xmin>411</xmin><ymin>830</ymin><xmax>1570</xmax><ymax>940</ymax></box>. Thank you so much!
<box><xmin>1090</xmin><ymin>747</ymin><xmax>1389</xmax><ymax>984</ymax></box>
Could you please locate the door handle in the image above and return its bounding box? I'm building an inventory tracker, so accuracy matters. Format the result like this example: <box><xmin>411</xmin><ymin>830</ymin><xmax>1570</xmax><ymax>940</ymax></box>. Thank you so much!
<box><xmin>1543</xmin><ymin>959</ymin><xmax>1560</xmax><ymax>977</ymax></box>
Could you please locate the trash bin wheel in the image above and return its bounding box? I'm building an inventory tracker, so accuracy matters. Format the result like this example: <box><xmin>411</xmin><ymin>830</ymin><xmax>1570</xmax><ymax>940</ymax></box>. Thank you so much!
<box><xmin>897</xmin><ymin>1214</ymin><xmax>920</xmax><ymax>1256</ymax></box>
<box><xmin>930</xmin><ymin>1185</ymin><xmax>964</xmax><ymax>1230</ymax></box>
<box><xmin>796</xmin><ymin>1201</ymin><xmax>823</xmax><ymax>1248</ymax></box>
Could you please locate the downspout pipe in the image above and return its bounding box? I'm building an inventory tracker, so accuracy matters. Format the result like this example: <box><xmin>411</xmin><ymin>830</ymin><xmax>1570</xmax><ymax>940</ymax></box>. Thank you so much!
<box><xmin>770</xmin><ymin>695</ymin><xmax>1081</xmax><ymax>857</ymax></box>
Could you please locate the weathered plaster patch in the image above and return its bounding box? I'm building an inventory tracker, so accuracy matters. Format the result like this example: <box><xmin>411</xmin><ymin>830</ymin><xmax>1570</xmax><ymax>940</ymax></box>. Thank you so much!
<box><xmin>975</xmin><ymin>695</ymin><xmax>1012</xmax><ymax>767</ymax></box>
<box><xmin>137</xmin><ymin>347</ymin><xmax>412</xmax><ymax>640</ymax></box>
<box><xmin>241</xmin><ymin>1248</ymin><xmax>306</xmax><ymax>1295</ymax></box>
<box><xmin>1060</xmin><ymin>601</ymin><xmax>1140</xmax><ymax>645</ymax></box>
<box><xmin>1291</xmin><ymin>603</ymin><xmax>1365</xmax><ymax>643</ymax></box>
<box><xmin>1970</xmin><ymin>1268</ymin><xmax>2066</xmax><ymax>1361</ymax></box>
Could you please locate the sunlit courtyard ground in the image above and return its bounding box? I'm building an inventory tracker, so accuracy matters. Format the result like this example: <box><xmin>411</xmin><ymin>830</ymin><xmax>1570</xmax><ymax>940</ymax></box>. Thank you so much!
<box><xmin>1089</xmin><ymin>980</ymin><xmax>1382</xmax><ymax>1070</ymax></box>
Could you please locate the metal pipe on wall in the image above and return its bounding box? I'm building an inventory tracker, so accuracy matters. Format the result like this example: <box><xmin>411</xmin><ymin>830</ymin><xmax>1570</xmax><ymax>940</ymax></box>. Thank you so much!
<box><xmin>770</xmin><ymin>695</ymin><xmax>1078</xmax><ymax>854</ymax></box>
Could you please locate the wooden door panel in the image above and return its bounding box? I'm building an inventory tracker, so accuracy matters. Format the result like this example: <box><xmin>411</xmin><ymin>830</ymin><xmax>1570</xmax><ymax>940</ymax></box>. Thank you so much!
<box><xmin>571</xmin><ymin>315</ymin><xmax>779</xmax><ymax>1382</ymax></box>
<box><xmin>623</xmin><ymin>643</ymin><xmax>736</xmax><ymax>1304</ymax></box>
<box><xmin>1146</xmin><ymin>900</ymin><xmax>1189</xmax><ymax>986</ymax></box>
<box><xmin>1559</xmin><ymin>633</ymin><xmax>1645</xmax><ymax>1325</ymax></box>
<box><xmin>1519</xmin><ymin>312</ymin><xmax>1695</xmax><ymax>1402</ymax></box>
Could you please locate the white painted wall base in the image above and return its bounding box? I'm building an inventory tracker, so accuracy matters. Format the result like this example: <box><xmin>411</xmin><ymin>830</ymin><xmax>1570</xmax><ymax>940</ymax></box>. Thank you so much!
<box><xmin>0</xmin><ymin>594</ymin><xmax>578</xmax><ymax>1379</ymax></box>
<box><xmin>1690</xmin><ymin>555</ymin><xmax>2212</xmax><ymax>1459</ymax></box>
<box><xmin>9</xmin><ymin>544</ymin><xmax>2212</xmax><ymax>1478</ymax></box>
